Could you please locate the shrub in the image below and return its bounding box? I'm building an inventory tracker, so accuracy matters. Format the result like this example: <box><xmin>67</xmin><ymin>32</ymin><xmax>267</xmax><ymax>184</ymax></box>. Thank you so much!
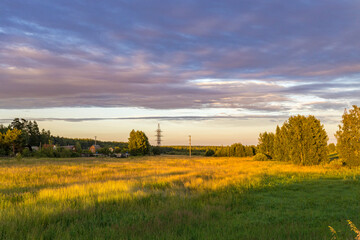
<box><xmin>205</xmin><ymin>149</ymin><xmax>215</xmax><ymax>156</ymax></box>
<box><xmin>0</xmin><ymin>148</ymin><xmax>7</xmax><ymax>156</ymax></box>
<box><xmin>253</xmin><ymin>153</ymin><xmax>269</xmax><ymax>161</ymax></box>
<box><xmin>22</xmin><ymin>148</ymin><xmax>32</xmax><ymax>157</ymax></box>
<box><xmin>15</xmin><ymin>153</ymin><xmax>22</xmax><ymax>161</ymax></box>
<box><xmin>152</xmin><ymin>146</ymin><xmax>161</xmax><ymax>155</ymax></box>
<box><xmin>327</xmin><ymin>159</ymin><xmax>345</xmax><ymax>169</ymax></box>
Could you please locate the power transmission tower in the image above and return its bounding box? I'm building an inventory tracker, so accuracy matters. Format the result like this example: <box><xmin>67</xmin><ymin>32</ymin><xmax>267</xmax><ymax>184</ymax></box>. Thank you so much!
<box><xmin>156</xmin><ymin>123</ymin><xmax>163</xmax><ymax>146</ymax></box>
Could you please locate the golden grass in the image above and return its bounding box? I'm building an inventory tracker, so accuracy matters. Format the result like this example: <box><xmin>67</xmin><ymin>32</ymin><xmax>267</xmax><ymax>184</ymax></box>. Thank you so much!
<box><xmin>1</xmin><ymin>156</ymin><xmax>358</xmax><ymax>207</ymax></box>
<box><xmin>1</xmin><ymin>156</ymin><xmax>360</xmax><ymax>239</ymax></box>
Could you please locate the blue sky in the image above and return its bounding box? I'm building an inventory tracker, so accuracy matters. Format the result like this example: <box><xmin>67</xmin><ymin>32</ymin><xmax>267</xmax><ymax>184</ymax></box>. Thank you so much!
<box><xmin>0</xmin><ymin>0</ymin><xmax>359</xmax><ymax>145</ymax></box>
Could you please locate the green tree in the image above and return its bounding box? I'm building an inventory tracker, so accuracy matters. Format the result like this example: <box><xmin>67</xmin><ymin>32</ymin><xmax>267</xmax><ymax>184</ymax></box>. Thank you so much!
<box><xmin>4</xmin><ymin>129</ymin><xmax>22</xmax><ymax>155</ymax></box>
<box><xmin>128</xmin><ymin>130</ymin><xmax>150</xmax><ymax>156</ymax></box>
<box><xmin>0</xmin><ymin>132</ymin><xmax>4</xmax><ymax>151</ymax></box>
<box><xmin>75</xmin><ymin>142</ymin><xmax>82</xmax><ymax>153</ymax></box>
<box><xmin>40</xmin><ymin>129</ymin><xmax>51</xmax><ymax>145</ymax></box>
<box><xmin>0</xmin><ymin>124</ymin><xmax>8</xmax><ymax>134</ymax></box>
<box><xmin>335</xmin><ymin>105</ymin><xmax>360</xmax><ymax>166</ymax></box>
<box><xmin>284</xmin><ymin>115</ymin><xmax>328</xmax><ymax>165</ymax></box>
<box><xmin>273</xmin><ymin>125</ymin><xmax>289</xmax><ymax>161</ymax></box>
<box><xmin>9</xmin><ymin>118</ymin><xmax>42</xmax><ymax>149</ymax></box>
<box><xmin>257</xmin><ymin>132</ymin><xmax>275</xmax><ymax>159</ymax></box>
<box><xmin>28</xmin><ymin>121</ymin><xmax>41</xmax><ymax>146</ymax></box>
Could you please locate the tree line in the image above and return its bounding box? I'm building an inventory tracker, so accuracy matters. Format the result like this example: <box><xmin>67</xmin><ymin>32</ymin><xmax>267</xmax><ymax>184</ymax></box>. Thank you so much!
<box><xmin>0</xmin><ymin>118</ymin><xmax>51</xmax><ymax>156</ymax></box>
<box><xmin>0</xmin><ymin>118</ymin><xmax>127</xmax><ymax>157</ymax></box>
<box><xmin>256</xmin><ymin>105</ymin><xmax>360</xmax><ymax>166</ymax></box>
<box><xmin>151</xmin><ymin>144</ymin><xmax>256</xmax><ymax>157</ymax></box>
<box><xmin>2</xmin><ymin>105</ymin><xmax>360</xmax><ymax>164</ymax></box>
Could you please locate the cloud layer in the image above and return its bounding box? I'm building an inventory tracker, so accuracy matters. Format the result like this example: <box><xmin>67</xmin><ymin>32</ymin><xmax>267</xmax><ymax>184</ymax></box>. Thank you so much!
<box><xmin>1</xmin><ymin>0</ymin><xmax>360</xmax><ymax>112</ymax></box>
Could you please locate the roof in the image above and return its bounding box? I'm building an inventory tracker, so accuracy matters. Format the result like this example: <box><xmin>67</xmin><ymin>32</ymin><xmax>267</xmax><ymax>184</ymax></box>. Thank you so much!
<box><xmin>61</xmin><ymin>145</ymin><xmax>75</xmax><ymax>150</ymax></box>
<box><xmin>90</xmin><ymin>145</ymin><xmax>101</xmax><ymax>149</ymax></box>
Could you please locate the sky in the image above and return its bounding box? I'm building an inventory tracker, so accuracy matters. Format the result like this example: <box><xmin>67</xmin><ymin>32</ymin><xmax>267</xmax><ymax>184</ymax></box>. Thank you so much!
<box><xmin>0</xmin><ymin>0</ymin><xmax>359</xmax><ymax>145</ymax></box>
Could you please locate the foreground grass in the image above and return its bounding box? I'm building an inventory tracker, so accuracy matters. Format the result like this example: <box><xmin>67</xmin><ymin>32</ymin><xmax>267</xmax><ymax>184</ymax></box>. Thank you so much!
<box><xmin>0</xmin><ymin>156</ymin><xmax>359</xmax><ymax>239</ymax></box>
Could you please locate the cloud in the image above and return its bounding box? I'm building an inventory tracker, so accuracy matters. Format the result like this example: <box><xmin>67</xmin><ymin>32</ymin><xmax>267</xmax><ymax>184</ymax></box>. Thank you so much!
<box><xmin>301</xmin><ymin>101</ymin><xmax>349</xmax><ymax>111</ymax></box>
<box><xmin>1</xmin><ymin>0</ymin><xmax>360</xmax><ymax>112</ymax></box>
<box><xmin>0</xmin><ymin>114</ymin><xmax>290</xmax><ymax>123</ymax></box>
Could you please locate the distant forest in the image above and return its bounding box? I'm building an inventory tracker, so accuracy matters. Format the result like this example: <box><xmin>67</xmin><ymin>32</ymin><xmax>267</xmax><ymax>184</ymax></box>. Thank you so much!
<box><xmin>2</xmin><ymin>105</ymin><xmax>359</xmax><ymax>165</ymax></box>
<box><xmin>0</xmin><ymin>118</ymin><xmax>127</xmax><ymax>156</ymax></box>
<box><xmin>0</xmin><ymin>118</ymin><xmax>257</xmax><ymax>158</ymax></box>
<box><xmin>159</xmin><ymin>144</ymin><xmax>256</xmax><ymax>157</ymax></box>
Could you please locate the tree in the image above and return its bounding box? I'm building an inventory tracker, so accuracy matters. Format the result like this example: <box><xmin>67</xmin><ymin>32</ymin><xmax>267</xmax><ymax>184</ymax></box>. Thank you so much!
<box><xmin>0</xmin><ymin>132</ymin><xmax>3</xmax><ymax>149</ymax></box>
<box><xmin>335</xmin><ymin>105</ymin><xmax>360</xmax><ymax>166</ymax></box>
<box><xmin>28</xmin><ymin>121</ymin><xmax>41</xmax><ymax>146</ymax></box>
<box><xmin>75</xmin><ymin>142</ymin><xmax>82</xmax><ymax>153</ymax></box>
<box><xmin>257</xmin><ymin>132</ymin><xmax>275</xmax><ymax>159</ymax></box>
<box><xmin>284</xmin><ymin>115</ymin><xmax>328</xmax><ymax>165</ymax></box>
<box><xmin>8</xmin><ymin>118</ymin><xmax>43</xmax><ymax>150</ymax></box>
<box><xmin>3</xmin><ymin>129</ymin><xmax>22</xmax><ymax>155</ymax></box>
<box><xmin>328</xmin><ymin>143</ymin><xmax>336</xmax><ymax>153</ymax></box>
<box><xmin>273</xmin><ymin>125</ymin><xmax>289</xmax><ymax>161</ymax></box>
<box><xmin>128</xmin><ymin>130</ymin><xmax>150</xmax><ymax>156</ymax></box>
<box><xmin>0</xmin><ymin>124</ymin><xmax>8</xmax><ymax>134</ymax></box>
<box><xmin>40</xmin><ymin>129</ymin><xmax>51</xmax><ymax>144</ymax></box>
<box><xmin>0</xmin><ymin>132</ymin><xmax>7</xmax><ymax>156</ymax></box>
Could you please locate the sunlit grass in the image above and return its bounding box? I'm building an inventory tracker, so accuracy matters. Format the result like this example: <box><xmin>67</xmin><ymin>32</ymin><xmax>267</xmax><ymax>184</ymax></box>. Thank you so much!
<box><xmin>1</xmin><ymin>156</ymin><xmax>360</xmax><ymax>239</ymax></box>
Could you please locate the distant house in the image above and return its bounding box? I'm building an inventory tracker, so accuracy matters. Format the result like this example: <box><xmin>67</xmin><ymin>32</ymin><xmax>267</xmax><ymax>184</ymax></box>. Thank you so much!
<box><xmin>43</xmin><ymin>144</ymin><xmax>56</xmax><ymax>150</ymax></box>
<box><xmin>61</xmin><ymin>145</ymin><xmax>76</xmax><ymax>151</ymax></box>
<box><xmin>114</xmin><ymin>153</ymin><xmax>129</xmax><ymax>158</ymax></box>
<box><xmin>31</xmin><ymin>146</ymin><xmax>39</xmax><ymax>151</ymax></box>
<box><xmin>90</xmin><ymin>145</ymin><xmax>101</xmax><ymax>154</ymax></box>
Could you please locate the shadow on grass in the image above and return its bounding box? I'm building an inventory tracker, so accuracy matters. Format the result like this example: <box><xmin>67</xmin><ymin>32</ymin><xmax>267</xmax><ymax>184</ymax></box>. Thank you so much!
<box><xmin>1</xmin><ymin>175</ymin><xmax>360</xmax><ymax>240</ymax></box>
<box><xmin>0</xmin><ymin>169</ymin><xmax>192</xmax><ymax>199</ymax></box>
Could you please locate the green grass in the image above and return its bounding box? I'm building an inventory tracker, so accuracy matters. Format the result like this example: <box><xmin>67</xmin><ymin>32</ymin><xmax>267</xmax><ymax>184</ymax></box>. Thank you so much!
<box><xmin>0</xmin><ymin>156</ymin><xmax>360</xmax><ymax>239</ymax></box>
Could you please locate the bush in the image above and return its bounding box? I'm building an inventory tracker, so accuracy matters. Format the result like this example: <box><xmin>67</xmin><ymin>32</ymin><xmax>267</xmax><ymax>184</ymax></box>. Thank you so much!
<box><xmin>253</xmin><ymin>153</ymin><xmax>269</xmax><ymax>161</ymax></box>
<box><xmin>58</xmin><ymin>149</ymin><xmax>72</xmax><ymax>158</ymax></box>
<box><xmin>0</xmin><ymin>148</ymin><xmax>7</xmax><ymax>156</ymax></box>
<box><xmin>327</xmin><ymin>159</ymin><xmax>345</xmax><ymax>169</ymax></box>
<box><xmin>152</xmin><ymin>146</ymin><xmax>161</xmax><ymax>155</ymax></box>
<box><xmin>15</xmin><ymin>153</ymin><xmax>22</xmax><ymax>161</ymax></box>
<box><xmin>205</xmin><ymin>149</ymin><xmax>215</xmax><ymax>156</ymax></box>
<box><xmin>22</xmin><ymin>148</ymin><xmax>32</xmax><ymax>157</ymax></box>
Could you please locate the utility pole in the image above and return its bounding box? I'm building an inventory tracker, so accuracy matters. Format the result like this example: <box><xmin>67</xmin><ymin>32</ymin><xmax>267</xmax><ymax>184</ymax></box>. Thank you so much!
<box><xmin>95</xmin><ymin>136</ymin><xmax>97</xmax><ymax>146</ymax></box>
<box><xmin>189</xmin><ymin>135</ymin><xmax>191</xmax><ymax>158</ymax></box>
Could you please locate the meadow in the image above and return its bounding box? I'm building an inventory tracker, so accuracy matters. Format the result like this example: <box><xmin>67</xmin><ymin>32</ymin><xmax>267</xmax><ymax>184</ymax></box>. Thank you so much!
<box><xmin>0</xmin><ymin>156</ymin><xmax>360</xmax><ymax>239</ymax></box>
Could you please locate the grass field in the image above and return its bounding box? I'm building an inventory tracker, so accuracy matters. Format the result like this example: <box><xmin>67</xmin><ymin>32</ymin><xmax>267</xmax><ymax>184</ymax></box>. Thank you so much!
<box><xmin>0</xmin><ymin>156</ymin><xmax>360</xmax><ymax>239</ymax></box>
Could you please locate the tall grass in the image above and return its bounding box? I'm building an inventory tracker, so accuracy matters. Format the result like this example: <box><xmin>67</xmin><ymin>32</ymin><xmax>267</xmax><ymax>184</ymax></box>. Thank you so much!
<box><xmin>1</xmin><ymin>156</ymin><xmax>360</xmax><ymax>239</ymax></box>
